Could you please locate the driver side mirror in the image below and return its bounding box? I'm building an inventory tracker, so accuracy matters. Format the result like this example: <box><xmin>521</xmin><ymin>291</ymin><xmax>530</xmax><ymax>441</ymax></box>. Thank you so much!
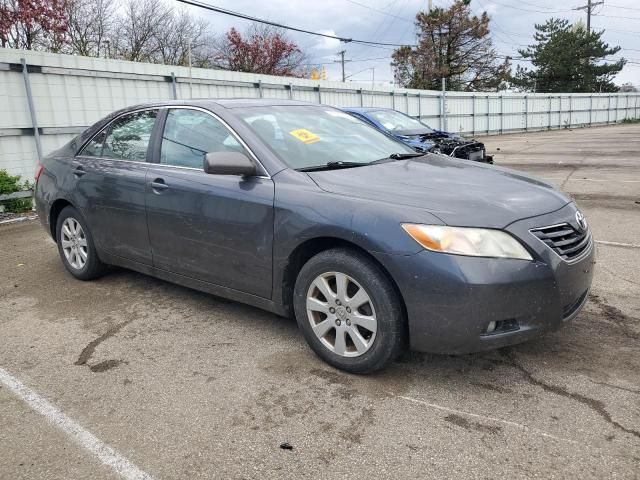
<box><xmin>203</xmin><ymin>151</ymin><xmax>257</xmax><ymax>176</ymax></box>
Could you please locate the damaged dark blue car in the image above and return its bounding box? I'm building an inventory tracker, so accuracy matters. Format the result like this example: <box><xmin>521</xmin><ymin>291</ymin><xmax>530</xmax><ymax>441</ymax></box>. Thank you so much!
<box><xmin>342</xmin><ymin>107</ymin><xmax>494</xmax><ymax>164</ymax></box>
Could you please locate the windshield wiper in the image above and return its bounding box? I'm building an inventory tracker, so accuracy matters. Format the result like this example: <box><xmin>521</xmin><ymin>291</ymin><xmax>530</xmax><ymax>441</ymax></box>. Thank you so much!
<box><xmin>297</xmin><ymin>161</ymin><xmax>367</xmax><ymax>172</ymax></box>
<box><xmin>298</xmin><ymin>154</ymin><xmax>424</xmax><ymax>172</ymax></box>
<box><xmin>388</xmin><ymin>152</ymin><xmax>425</xmax><ymax>159</ymax></box>
<box><xmin>368</xmin><ymin>152</ymin><xmax>425</xmax><ymax>165</ymax></box>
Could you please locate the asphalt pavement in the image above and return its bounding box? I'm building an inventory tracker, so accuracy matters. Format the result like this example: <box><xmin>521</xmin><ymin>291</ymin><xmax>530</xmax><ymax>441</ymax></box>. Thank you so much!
<box><xmin>1</xmin><ymin>123</ymin><xmax>639</xmax><ymax>479</ymax></box>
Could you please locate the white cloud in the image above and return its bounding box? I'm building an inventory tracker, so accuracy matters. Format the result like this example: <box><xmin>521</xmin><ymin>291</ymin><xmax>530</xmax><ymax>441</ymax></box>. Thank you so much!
<box><xmin>313</xmin><ymin>30</ymin><xmax>342</xmax><ymax>50</ymax></box>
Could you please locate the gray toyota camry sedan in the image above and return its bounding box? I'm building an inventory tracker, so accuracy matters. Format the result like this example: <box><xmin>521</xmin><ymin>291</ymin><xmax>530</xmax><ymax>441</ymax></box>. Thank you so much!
<box><xmin>35</xmin><ymin>99</ymin><xmax>595</xmax><ymax>373</ymax></box>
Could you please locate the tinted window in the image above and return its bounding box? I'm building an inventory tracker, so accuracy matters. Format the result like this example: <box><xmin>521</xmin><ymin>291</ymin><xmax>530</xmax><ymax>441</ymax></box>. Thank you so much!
<box><xmin>80</xmin><ymin>130</ymin><xmax>107</xmax><ymax>157</ymax></box>
<box><xmin>102</xmin><ymin>110</ymin><xmax>157</xmax><ymax>161</ymax></box>
<box><xmin>160</xmin><ymin>109</ymin><xmax>245</xmax><ymax>168</ymax></box>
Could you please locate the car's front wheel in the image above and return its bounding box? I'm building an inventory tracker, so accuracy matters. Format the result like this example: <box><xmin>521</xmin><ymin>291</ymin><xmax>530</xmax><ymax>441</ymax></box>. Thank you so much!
<box><xmin>293</xmin><ymin>248</ymin><xmax>406</xmax><ymax>373</ymax></box>
<box><xmin>56</xmin><ymin>206</ymin><xmax>107</xmax><ymax>280</ymax></box>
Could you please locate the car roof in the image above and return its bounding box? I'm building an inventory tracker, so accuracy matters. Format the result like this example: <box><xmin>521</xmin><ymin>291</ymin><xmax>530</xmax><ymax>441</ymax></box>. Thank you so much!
<box><xmin>341</xmin><ymin>107</ymin><xmax>391</xmax><ymax>114</ymax></box>
<box><xmin>210</xmin><ymin>98</ymin><xmax>315</xmax><ymax>108</ymax></box>
<box><xmin>120</xmin><ymin>98</ymin><xmax>318</xmax><ymax>112</ymax></box>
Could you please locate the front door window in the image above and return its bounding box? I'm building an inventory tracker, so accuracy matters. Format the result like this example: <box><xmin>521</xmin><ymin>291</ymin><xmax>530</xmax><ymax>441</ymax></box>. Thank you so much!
<box><xmin>160</xmin><ymin>109</ymin><xmax>246</xmax><ymax>169</ymax></box>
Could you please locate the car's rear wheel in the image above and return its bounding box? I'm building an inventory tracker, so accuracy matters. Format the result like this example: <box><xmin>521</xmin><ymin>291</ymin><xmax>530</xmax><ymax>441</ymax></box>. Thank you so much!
<box><xmin>56</xmin><ymin>206</ymin><xmax>107</xmax><ymax>280</ymax></box>
<box><xmin>293</xmin><ymin>248</ymin><xmax>406</xmax><ymax>373</ymax></box>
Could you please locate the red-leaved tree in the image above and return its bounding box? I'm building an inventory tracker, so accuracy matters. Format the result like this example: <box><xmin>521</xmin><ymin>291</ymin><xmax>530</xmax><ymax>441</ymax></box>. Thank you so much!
<box><xmin>215</xmin><ymin>24</ymin><xmax>307</xmax><ymax>77</ymax></box>
<box><xmin>0</xmin><ymin>0</ymin><xmax>68</xmax><ymax>50</ymax></box>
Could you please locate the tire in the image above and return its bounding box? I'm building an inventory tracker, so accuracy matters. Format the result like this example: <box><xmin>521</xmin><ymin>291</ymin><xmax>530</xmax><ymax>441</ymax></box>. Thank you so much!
<box><xmin>55</xmin><ymin>206</ymin><xmax>107</xmax><ymax>280</ymax></box>
<box><xmin>293</xmin><ymin>248</ymin><xmax>406</xmax><ymax>374</ymax></box>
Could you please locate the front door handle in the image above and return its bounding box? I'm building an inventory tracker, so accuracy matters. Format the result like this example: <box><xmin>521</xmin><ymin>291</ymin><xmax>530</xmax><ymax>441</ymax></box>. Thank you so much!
<box><xmin>73</xmin><ymin>165</ymin><xmax>86</xmax><ymax>177</ymax></box>
<box><xmin>150</xmin><ymin>178</ymin><xmax>169</xmax><ymax>192</ymax></box>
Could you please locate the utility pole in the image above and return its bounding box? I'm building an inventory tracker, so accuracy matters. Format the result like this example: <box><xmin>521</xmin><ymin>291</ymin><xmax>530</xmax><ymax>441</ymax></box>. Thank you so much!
<box><xmin>441</xmin><ymin>77</ymin><xmax>447</xmax><ymax>131</ymax></box>
<box><xmin>334</xmin><ymin>50</ymin><xmax>351</xmax><ymax>82</ymax></box>
<box><xmin>573</xmin><ymin>0</ymin><xmax>604</xmax><ymax>34</ymax></box>
<box><xmin>188</xmin><ymin>39</ymin><xmax>193</xmax><ymax>99</ymax></box>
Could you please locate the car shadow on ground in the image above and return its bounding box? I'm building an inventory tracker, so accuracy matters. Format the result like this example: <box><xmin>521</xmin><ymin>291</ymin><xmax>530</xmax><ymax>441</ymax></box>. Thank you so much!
<box><xmin>102</xmin><ymin>267</ymin><xmax>639</xmax><ymax>401</ymax></box>
<box><xmin>97</xmin><ymin>266</ymin><xmax>639</xmax><ymax>390</ymax></box>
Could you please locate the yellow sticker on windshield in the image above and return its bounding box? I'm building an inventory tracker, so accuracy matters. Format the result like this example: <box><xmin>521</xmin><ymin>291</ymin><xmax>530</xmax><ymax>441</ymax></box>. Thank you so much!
<box><xmin>289</xmin><ymin>128</ymin><xmax>320</xmax><ymax>144</ymax></box>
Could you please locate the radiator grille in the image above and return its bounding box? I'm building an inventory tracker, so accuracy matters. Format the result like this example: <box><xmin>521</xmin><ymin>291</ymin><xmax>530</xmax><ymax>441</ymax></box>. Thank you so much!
<box><xmin>530</xmin><ymin>223</ymin><xmax>591</xmax><ymax>261</ymax></box>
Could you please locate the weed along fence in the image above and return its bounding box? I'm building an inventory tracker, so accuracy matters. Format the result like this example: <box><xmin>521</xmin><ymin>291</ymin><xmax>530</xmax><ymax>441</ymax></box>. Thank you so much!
<box><xmin>2</xmin><ymin>47</ymin><xmax>640</xmax><ymax>179</ymax></box>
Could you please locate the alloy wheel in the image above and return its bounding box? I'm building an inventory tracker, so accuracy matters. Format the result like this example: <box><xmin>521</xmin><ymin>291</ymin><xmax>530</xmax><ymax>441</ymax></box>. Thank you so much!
<box><xmin>306</xmin><ymin>272</ymin><xmax>377</xmax><ymax>357</ymax></box>
<box><xmin>61</xmin><ymin>217</ymin><xmax>88</xmax><ymax>270</ymax></box>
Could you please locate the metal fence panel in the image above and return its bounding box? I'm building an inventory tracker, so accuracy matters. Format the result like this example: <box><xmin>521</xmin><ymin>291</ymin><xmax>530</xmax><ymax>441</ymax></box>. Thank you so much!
<box><xmin>1</xmin><ymin>47</ymin><xmax>639</xmax><ymax>179</ymax></box>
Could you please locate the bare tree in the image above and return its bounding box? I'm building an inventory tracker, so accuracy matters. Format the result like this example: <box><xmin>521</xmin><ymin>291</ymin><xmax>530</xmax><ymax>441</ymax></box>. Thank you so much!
<box><xmin>64</xmin><ymin>0</ymin><xmax>115</xmax><ymax>57</ymax></box>
<box><xmin>112</xmin><ymin>0</ymin><xmax>171</xmax><ymax>62</ymax></box>
<box><xmin>153</xmin><ymin>8</ymin><xmax>214</xmax><ymax>67</ymax></box>
<box><xmin>2</xmin><ymin>0</ymin><xmax>223</xmax><ymax>70</ymax></box>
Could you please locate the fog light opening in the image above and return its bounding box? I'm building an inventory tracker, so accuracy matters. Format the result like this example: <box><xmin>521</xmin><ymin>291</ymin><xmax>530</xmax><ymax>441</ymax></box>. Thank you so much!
<box><xmin>482</xmin><ymin>319</ymin><xmax>520</xmax><ymax>336</ymax></box>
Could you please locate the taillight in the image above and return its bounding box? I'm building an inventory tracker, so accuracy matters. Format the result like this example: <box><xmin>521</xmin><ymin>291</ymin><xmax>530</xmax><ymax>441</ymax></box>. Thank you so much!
<box><xmin>35</xmin><ymin>164</ymin><xmax>44</xmax><ymax>183</ymax></box>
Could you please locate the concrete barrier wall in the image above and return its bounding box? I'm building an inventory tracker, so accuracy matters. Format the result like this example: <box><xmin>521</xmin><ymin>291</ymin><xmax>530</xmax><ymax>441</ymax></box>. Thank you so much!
<box><xmin>2</xmin><ymin>47</ymin><xmax>639</xmax><ymax>179</ymax></box>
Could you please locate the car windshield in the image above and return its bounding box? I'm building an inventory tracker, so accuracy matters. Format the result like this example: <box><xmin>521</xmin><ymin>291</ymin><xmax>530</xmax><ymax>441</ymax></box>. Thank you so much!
<box><xmin>368</xmin><ymin>110</ymin><xmax>435</xmax><ymax>134</ymax></box>
<box><xmin>234</xmin><ymin>106</ymin><xmax>416</xmax><ymax>170</ymax></box>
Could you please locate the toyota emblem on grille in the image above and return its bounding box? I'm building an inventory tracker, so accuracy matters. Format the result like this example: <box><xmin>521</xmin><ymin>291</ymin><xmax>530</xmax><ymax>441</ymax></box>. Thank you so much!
<box><xmin>575</xmin><ymin>211</ymin><xmax>587</xmax><ymax>231</ymax></box>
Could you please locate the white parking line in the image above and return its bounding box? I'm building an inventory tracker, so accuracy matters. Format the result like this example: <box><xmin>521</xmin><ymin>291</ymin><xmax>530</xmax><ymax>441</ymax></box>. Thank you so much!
<box><xmin>595</xmin><ymin>240</ymin><xmax>640</xmax><ymax>249</ymax></box>
<box><xmin>395</xmin><ymin>394</ymin><xmax>582</xmax><ymax>445</ymax></box>
<box><xmin>0</xmin><ymin>367</ymin><xmax>155</xmax><ymax>480</ymax></box>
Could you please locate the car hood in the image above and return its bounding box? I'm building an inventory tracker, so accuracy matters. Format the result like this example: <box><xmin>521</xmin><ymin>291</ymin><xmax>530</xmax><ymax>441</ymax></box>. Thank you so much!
<box><xmin>396</xmin><ymin>134</ymin><xmax>435</xmax><ymax>150</ymax></box>
<box><xmin>306</xmin><ymin>154</ymin><xmax>571</xmax><ymax>228</ymax></box>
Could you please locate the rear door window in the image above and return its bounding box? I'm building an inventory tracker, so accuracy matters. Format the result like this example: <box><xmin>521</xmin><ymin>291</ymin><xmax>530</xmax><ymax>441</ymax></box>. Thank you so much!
<box><xmin>101</xmin><ymin>110</ymin><xmax>158</xmax><ymax>161</ymax></box>
<box><xmin>79</xmin><ymin>130</ymin><xmax>107</xmax><ymax>157</ymax></box>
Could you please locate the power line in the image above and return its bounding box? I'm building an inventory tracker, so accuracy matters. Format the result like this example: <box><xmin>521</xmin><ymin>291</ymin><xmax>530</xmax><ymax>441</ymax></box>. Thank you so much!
<box><xmin>600</xmin><ymin>28</ymin><xmax>640</xmax><ymax>36</ymax></box>
<box><xmin>349</xmin><ymin>0</ymin><xmax>404</xmax><ymax>59</ymax></box>
<box><xmin>301</xmin><ymin>56</ymin><xmax>391</xmax><ymax>66</ymax></box>
<box><xmin>482</xmin><ymin>0</ymin><xmax>572</xmax><ymax>14</ymax></box>
<box><xmin>345</xmin><ymin>66</ymin><xmax>376</xmax><ymax>80</ymax></box>
<box><xmin>507</xmin><ymin>0</ymin><xmax>562</xmax><ymax>9</ymax></box>
<box><xmin>175</xmin><ymin>0</ymin><xmax>418</xmax><ymax>47</ymax></box>
<box><xmin>355</xmin><ymin>0</ymin><xmax>413</xmax><ymax>58</ymax></box>
<box><xmin>474</xmin><ymin>0</ymin><xmax>526</xmax><ymax>56</ymax></box>
<box><xmin>342</xmin><ymin>0</ymin><xmax>413</xmax><ymax>22</ymax></box>
<box><xmin>593</xmin><ymin>13</ymin><xmax>640</xmax><ymax>20</ymax></box>
<box><xmin>607</xmin><ymin>3</ymin><xmax>640</xmax><ymax>12</ymax></box>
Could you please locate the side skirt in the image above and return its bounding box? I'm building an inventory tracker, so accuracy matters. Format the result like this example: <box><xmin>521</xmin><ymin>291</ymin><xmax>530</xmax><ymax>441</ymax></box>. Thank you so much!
<box><xmin>99</xmin><ymin>251</ymin><xmax>287</xmax><ymax>317</ymax></box>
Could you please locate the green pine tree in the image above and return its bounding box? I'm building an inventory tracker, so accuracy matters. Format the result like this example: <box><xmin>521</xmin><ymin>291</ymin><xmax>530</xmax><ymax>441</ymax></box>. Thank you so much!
<box><xmin>513</xmin><ymin>18</ymin><xmax>625</xmax><ymax>93</ymax></box>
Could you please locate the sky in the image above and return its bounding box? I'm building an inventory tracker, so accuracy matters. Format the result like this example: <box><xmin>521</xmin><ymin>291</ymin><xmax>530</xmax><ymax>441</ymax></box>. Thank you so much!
<box><xmin>182</xmin><ymin>0</ymin><xmax>640</xmax><ymax>88</ymax></box>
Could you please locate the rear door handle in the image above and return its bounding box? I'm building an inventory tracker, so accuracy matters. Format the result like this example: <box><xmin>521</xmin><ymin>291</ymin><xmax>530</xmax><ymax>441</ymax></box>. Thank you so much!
<box><xmin>73</xmin><ymin>165</ymin><xmax>86</xmax><ymax>177</ymax></box>
<box><xmin>150</xmin><ymin>178</ymin><xmax>169</xmax><ymax>192</ymax></box>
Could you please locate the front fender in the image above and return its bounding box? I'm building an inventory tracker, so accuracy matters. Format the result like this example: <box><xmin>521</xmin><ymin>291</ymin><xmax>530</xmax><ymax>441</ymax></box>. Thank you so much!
<box><xmin>270</xmin><ymin>168</ymin><xmax>442</xmax><ymax>306</ymax></box>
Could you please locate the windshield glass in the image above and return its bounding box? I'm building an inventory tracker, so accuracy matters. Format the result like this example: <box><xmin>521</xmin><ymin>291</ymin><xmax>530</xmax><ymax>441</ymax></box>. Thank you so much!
<box><xmin>368</xmin><ymin>110</ymin><xmax>435</xmax><ymax>134</ymax></box>
<box><xmin>234</xmin><ymin>106</ymin><xmax>415</xmax><ymax>170</ymax></box>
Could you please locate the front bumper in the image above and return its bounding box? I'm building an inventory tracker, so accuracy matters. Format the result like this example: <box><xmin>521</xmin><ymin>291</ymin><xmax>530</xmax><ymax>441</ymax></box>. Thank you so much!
<box><xmin>375</xmin><ymin>203</ymin><xmax>595</xmax><ymax>354</ymax></box>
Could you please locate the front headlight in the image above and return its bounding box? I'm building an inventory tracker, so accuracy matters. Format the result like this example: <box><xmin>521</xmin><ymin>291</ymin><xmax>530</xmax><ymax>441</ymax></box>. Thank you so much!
<box><xmin>402</xmin><ymin>224</ymin><xmax>533</xmax><ymax>260</ymax></box>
